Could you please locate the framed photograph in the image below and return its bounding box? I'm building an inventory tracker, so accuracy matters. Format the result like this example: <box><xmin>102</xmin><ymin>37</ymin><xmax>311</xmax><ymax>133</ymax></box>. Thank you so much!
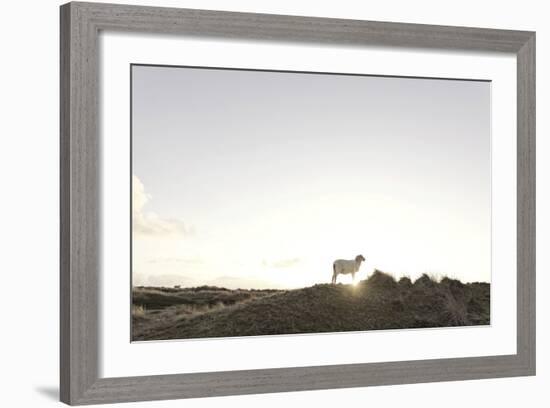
<box><xmin>60</xmin><ymin>1</ymin><xmax>535</xmax><ymax>405</ymax></box>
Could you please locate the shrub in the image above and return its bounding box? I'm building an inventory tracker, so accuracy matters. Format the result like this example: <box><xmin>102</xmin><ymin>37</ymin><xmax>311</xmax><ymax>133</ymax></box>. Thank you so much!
<box><xmin>413</xmin><ymin>273</ymin><xmax>437</xmax><ymax>288</ymax></box>
<box><xmin>398</xmin><ymin>276</ymin><xmax>412</xmax><ymax>288</ymax></box>
<box><xmin>366</xmin><ymin>270</ymin><xmax>397</xmax><ymax>290</ymax></box>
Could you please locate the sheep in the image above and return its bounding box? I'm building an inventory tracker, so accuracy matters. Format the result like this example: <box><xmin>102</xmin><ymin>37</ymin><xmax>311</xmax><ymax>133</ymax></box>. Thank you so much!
<box><xmin>332</xmin><ymin>255</ymin><xmax>366</xmax><ymax>284</ymax></box>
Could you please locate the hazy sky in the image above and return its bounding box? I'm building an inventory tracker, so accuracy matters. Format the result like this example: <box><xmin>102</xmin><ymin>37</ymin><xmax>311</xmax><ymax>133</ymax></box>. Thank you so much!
<box><xmin>131</xmin><ymin>64</ymin><xmax>491</xmax><ymax>289</ymax></box>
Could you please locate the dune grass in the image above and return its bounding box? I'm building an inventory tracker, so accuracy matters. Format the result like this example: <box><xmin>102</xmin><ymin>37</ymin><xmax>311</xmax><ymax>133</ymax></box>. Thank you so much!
<box><xmin>132</xmin><ymin>272</ymin><xmax>490</xmax><ymax>341</ymax></box>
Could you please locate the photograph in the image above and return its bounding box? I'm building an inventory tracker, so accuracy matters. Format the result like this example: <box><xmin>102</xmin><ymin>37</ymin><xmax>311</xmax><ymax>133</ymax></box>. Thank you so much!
<box><xmin>130</xmin><ymin>64</ymin><xmax>491</xmax><ymax>341</ymax></box>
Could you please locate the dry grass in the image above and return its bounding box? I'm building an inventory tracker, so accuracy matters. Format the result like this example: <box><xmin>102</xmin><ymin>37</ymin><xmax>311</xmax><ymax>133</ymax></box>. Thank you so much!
<box><xmin>131</xmin><ymin>286</ymin><xmax>282</xmax><ymax>340</ymax></box>
<box><xmin>132</xmin><ymin>304</ymin><xmax>146</xmax><ymax>319</ymax></box>
<box><xmin>132</xmin><ymin>272</ymin><xmax>490</xmax><ymax>341</ymax></box>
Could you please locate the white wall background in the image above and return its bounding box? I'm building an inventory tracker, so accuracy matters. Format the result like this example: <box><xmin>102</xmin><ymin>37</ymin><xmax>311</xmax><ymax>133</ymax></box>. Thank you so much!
<box><xmin>0</xmin><ymin>0</ymin><xmax>546</xmax><ymax>407</ymax></box>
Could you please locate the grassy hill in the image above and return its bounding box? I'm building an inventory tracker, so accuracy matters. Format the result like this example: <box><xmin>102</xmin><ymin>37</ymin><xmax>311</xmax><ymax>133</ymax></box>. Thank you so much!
<box><xmin>132</xmin><ymin>271</ymin><xmax>490</xmax><ymax>341</ymax></box>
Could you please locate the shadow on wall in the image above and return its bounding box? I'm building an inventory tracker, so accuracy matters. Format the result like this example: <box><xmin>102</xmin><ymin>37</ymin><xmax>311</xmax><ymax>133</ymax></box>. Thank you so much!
<box><xmin>34</xmin><ymin>386</ymin><xmax>58</xmax><ymax>401</ymax></box>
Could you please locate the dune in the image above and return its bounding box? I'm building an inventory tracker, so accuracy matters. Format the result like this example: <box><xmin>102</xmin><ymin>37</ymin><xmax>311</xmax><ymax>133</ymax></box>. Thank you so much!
<box><xmin>132</xmin><ymin>271</ymin><xmax>490</xmax><ymax>341</ymax></box>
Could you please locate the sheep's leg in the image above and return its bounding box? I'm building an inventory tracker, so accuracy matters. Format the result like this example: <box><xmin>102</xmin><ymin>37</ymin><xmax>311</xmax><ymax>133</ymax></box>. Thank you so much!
<box><xmin>332</xmin><ymin>272</ymin><xmax>337</xmax><ymax>284</ymax></box>
<box><xmin>352</xmin><ymin>272</ymin><xmax>355</xmax><ymax>283</ymax></box>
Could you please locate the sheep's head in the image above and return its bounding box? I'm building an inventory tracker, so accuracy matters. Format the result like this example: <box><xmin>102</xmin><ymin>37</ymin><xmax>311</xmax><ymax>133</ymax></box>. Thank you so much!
<box><xmin>356</xmin><ymin>254</ymin><xmax>366</xmax><ymax>262</ymax></box>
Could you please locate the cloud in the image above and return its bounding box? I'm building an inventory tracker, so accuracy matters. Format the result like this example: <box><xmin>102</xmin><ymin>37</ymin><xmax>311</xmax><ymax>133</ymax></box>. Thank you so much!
<box><xmin>262</xmin><ymin>257</ymin><xmax>301</xmax><ymax>269</ymax></box>
<box><xmin>133</xmin><ymin>175</ymin><xmax>194</xmax><ymax>237</ymax></box>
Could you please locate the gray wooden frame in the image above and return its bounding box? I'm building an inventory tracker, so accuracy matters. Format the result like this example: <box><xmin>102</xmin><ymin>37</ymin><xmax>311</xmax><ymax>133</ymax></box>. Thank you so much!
<box><xmin>60</xmin><ymin>1</ymin><xmax>536</xmax><ymax>405</ymax></box>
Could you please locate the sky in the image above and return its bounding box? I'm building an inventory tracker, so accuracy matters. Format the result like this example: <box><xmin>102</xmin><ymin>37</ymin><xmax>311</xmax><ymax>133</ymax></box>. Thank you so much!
<box><xmin>131</xmin><ymin>64</ymin><xmax>491</xmax><ymax>289</ymax></box>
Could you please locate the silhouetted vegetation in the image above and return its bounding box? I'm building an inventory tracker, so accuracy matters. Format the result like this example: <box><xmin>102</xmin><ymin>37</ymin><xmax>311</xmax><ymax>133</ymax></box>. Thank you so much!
<box><xmin>132</xmin><ymin>271</ymin><xmax>490</xmax><ymax>341</ymax></box>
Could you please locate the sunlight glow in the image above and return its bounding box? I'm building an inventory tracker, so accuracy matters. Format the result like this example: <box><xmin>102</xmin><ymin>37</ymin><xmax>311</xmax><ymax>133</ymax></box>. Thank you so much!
<box><xmin>131</xmin><ymin>66</ymin><xmax>491</xmax><ymax>289</ymax></box>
